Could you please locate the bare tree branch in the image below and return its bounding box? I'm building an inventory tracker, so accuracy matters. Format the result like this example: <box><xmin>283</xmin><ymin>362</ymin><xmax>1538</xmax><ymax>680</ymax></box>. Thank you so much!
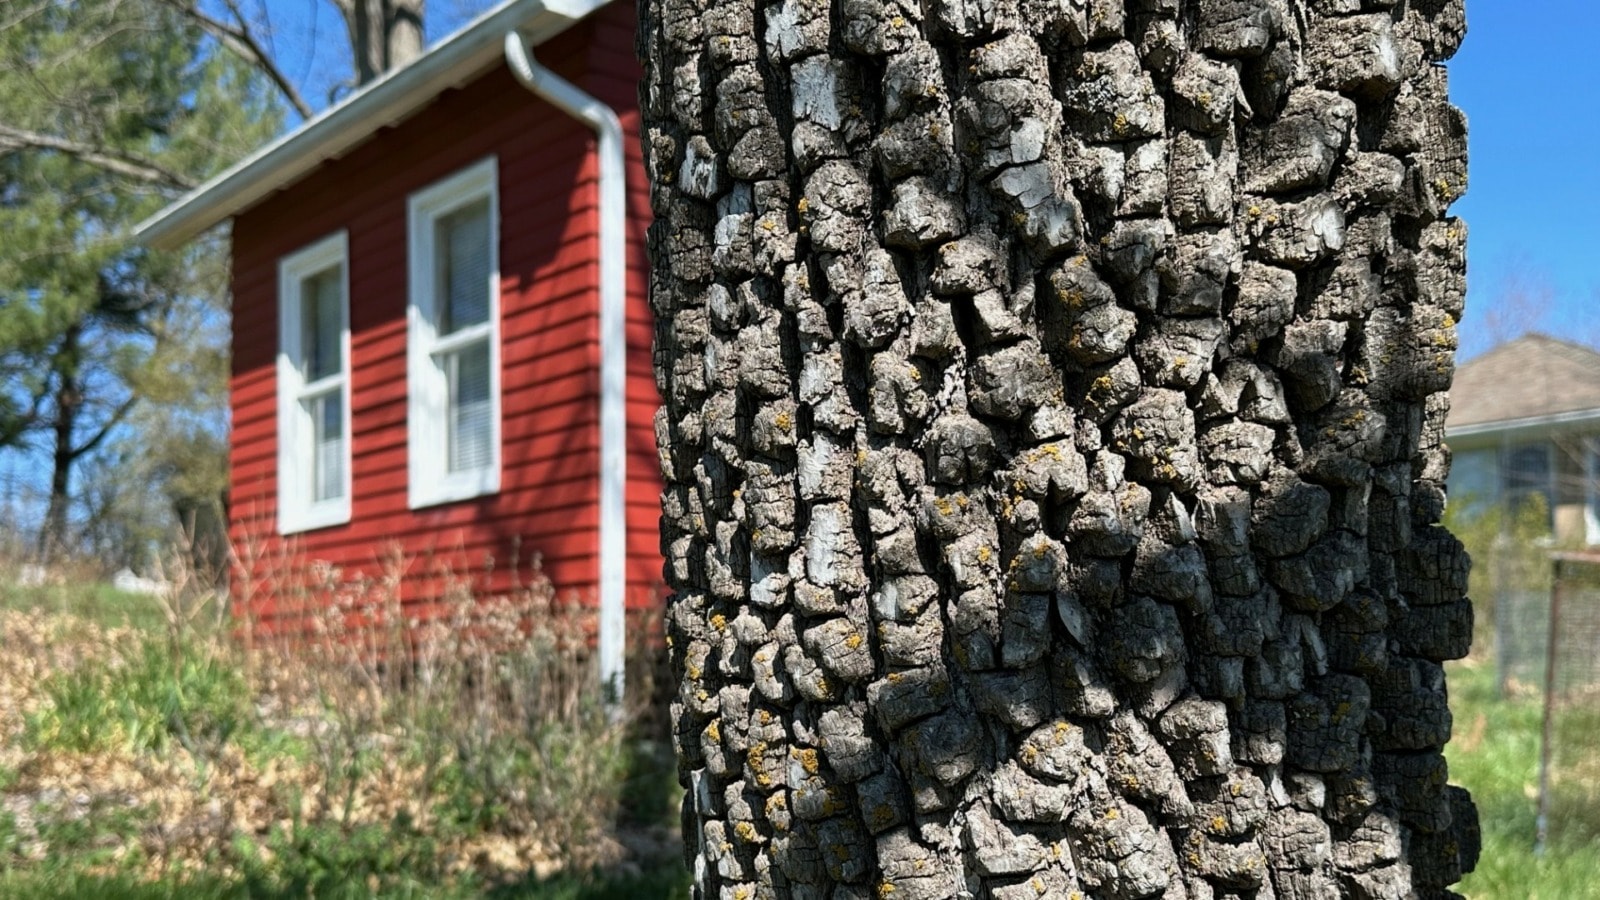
<box><xmin>71</xmin><ymin>394</ymin><xmax>138</xmax><ymax>460</ymax></box>
<box><xmin>0</xmin><ymin>0</ymin><xmax>51</xmax><ymax>35</ymax></box>
<box><xmin>0</xmin><ymin>390</ymin><xmax>46</xmax><ymax>450</ymax></box>
<box><xmin>0</xmin><ymin>124</ymin><xmax>196</xmax><ymax>189</ymax></box>
<box><xmin>157</xmin><ymin>0</ymin><xmax>315</xmax><ymax>121</ymax></box>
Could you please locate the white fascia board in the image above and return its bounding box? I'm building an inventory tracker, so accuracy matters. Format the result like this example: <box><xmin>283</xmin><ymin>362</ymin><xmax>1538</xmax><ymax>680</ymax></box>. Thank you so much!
<box><xmin>133</xmin><ymin>0</ymin><xmax>609</xmax><ymax>251</ymax></box>
<box><xmin>1445</xmin><ymin>407</ymin><xmax>1600</xmax><ymax>442</ymax></box>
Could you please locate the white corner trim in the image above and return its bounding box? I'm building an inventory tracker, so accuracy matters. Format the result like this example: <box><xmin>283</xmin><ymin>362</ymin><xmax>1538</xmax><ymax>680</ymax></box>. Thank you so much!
<box><xmin>504</xmin><ymin>32</ymin><xmax>628</xmax><ymax>708</ymax></box>
<box><xmin>407</xmin><ymin>156</ymin><xmax>503</xmax><ymax>510</ymax></box>
<box><xmin>277</xmin><ymin>231</ymin><xmax>352</xmax><ymax>535</ymax></box>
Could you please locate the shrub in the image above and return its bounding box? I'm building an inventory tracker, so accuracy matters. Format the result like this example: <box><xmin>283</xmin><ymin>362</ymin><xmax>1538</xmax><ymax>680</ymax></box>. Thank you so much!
<box><xmin>245</xmin><ymin>548</ymin><xmax>645</xmax><ymax>874</ymax></box>
<box><xmin>1444</xmin><ymin>491</ymin><xmax>1555</xmax><ymax>660</ymax></box>
<box><xmin>3</xmin><ymin>542</ymin><xmax>678</xmax><ymax>892</ymax></box>
<box><xmin>23</xmin><ymin>634</ymin><xmax>251</xmax><ymax>756</ymax></box>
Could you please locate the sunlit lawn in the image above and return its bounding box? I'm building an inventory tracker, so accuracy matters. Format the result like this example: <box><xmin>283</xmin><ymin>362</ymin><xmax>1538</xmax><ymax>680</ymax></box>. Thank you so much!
<box><xmin>0</xmin><ymin>579</ymin><xmax>170</xmax><ymax>631</ymax></box>
<box><xmin>5</xmin><ymin>579</ymin><xmax>1597</xmax><ymax>897</ymax></box>
<box><xmin>1446</xmin><ymin>657</ymin><xmax>1600</xmax><ymax>899</ymax></box>
<box><xmin>0</xmin><ymin>579</ymin><xmax>690</xmax><ymax>899</ymax></box>
<box><xmin>0</xmin><ymin>869</ymin><xmax>691</xmax><ymax>900</ymax></box>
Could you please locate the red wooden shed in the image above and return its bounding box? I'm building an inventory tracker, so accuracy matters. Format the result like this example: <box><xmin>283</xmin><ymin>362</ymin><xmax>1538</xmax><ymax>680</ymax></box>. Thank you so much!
<box><xmin>134</xmin><ymin>0</ymin><xmax>659</xmax><ymax>693</ymax></box>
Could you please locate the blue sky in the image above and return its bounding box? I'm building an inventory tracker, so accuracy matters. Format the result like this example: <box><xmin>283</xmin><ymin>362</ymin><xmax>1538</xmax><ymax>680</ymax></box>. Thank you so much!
<box><xmin>96</xmin><ymin>0</ymin><xmax>1600</xmax><ymax>403</ymax></box>
<box><xmin>272</xmin><ymin>0</ymin><xmax>1596</xmax><ymax>360</ymax></box>
<box><xmin>4</xmin><ymin>2</ymin><xmax>1586</xmax><ymax>537</ymax></box>
<box><xmin>261</xmin><ymin>0</ymin><xmax>492</xmax><ymax>115</ymax></box>
<box><xmin>1437</xmin><ymin>1</ymin><xmax>1600</xmax><ymax>358</ymax></box>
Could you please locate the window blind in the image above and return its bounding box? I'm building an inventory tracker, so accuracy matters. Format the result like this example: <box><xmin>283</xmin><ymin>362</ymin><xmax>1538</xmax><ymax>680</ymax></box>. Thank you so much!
<box><xmin>302</xmin><ymin>268</ymin><xmax>343</xmax><ymax>381</ymax></box>
<box><xmin>310</xmin><ymin>391</ymin><xmax>345</xmax><ymax>503</ymax></box>
<box><xmin>439</xmin><ymin>201</ymin><xmax>490</xmax><ymax>335</ymax></box>
<box><xmin>448</xmin><ymin>341</ymin><xmax>492</xmax><ymax>474</ymax></box>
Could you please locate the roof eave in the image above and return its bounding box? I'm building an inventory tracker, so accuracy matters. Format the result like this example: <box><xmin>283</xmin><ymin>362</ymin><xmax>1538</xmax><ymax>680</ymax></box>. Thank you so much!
<box><xmin>1446</xmin><ymin>407</ymin><xmax>1600</xmax><ymax>442</ymax></box>
<box><xmin>134</xmin><ymin>0</ymin><xmax>604</xmax><ymax>251</ymax></box>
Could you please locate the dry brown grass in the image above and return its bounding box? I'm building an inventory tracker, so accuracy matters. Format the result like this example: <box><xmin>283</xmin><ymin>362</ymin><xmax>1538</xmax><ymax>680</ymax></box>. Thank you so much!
<box><xmin>0</xmin><ymin>542</ymin><xmax>674</xmax><ymax>891</ymax></box>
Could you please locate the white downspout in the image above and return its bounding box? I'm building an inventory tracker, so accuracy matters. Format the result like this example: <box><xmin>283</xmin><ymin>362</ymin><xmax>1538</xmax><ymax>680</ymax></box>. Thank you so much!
<box><xmin>504</xmin><ymin>30</ymin><xmax>628</xmax><ymax>709</ymax></box>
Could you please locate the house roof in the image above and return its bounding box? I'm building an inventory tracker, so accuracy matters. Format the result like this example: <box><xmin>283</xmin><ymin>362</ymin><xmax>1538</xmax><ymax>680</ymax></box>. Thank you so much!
<box><xmin>133</xmin><ymin>0</ymin><xmax>607</xmax><ymax>251</ymax></box>
<box><xmin>1446</xmin><ymin>334</ymin><xmax>1600</xmax><ymax>436</ymax></box>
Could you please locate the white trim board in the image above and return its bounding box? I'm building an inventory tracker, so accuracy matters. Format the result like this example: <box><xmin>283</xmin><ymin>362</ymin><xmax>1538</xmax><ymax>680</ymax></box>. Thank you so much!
<box><xmin>1447</xmin><ymin>407</ymin><xmax>1600</xmax><ymax>442</ymax></box>
<box><xmin>276</xmin><ymin>231</ymin><xmax>352</xmax><ymax>535</ymax></box>
<box><xmin>406</xmin><ymin>157</ymin><xmax>502</xmax><ymax>509</ymax></box>
<box><xmin>131</xmin><ymin>0</ymin><xmax>610</xmax><ymax>251</ymax></box>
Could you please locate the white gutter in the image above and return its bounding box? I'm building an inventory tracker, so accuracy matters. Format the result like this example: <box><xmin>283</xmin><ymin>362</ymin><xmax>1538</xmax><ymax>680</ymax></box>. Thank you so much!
<box><xmin>503</xmin><ymin>31</ymin><xmax>628</xmax><ymax>708</ymax></box>
<box><xmin>133</xmin><ymin>0</ymin><xmax>607</xmax><ymax>250</ymax></box>
<box><xmin>1446</xmin><ymin>407</ymin><xmax>1600</xmax><ymax>441</ymax></box>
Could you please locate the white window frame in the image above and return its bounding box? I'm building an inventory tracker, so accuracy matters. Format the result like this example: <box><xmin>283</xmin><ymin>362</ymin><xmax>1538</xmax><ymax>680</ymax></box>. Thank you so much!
<box><xmin>406</xmin><ymin>156</ymin><xmax>501</xmax><ymax>509</ymax></box>
<box><xmin>276</xmin><ymin>231</ymin><xmax>352</xmax><ymax>535</ymax></box>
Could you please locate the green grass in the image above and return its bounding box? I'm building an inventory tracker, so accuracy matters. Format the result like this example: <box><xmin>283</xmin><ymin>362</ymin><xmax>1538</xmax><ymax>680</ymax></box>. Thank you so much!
<box><xmin>23</xmin><ymin>633</ymin><xmax>253</xmax><ymax>755</ymax></box>
<box><xmin>1447</xmin><ymin>658</ymin><xmax>1600</xmax><ymax>899</ymax></box>
<box><xmin>1</xmin><ymin>579</ymin><xmax>690</xmax><ymax>898</ymax></box>
<box><xmin>0</xmin><ymin>579</ymin><xmax>173</xmax><ymax>631</ymax></box>
<box><xmin>0</xmin><ymin>862</ymin><xmax>691</xmax><ymax>899</ymax></box>
<box><xmin>7</xmin><ymin>579</ymin><xmax>1593</xmax><ymax>899</ymax></box>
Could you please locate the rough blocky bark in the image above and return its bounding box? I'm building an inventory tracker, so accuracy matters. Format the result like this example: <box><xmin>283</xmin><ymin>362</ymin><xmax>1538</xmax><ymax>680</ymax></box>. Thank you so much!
<box><xmin>639</xmin><ymin>0</ymin><xmax>1476</xmax><ymax>896</ymax></box>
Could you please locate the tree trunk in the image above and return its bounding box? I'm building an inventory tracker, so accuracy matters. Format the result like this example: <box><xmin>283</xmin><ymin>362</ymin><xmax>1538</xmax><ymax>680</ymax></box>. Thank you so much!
<box><xmin>40</xmin><ymin>322</ymin><xmax>83</xmax><ymax>562</ymax></box>
<box><xmin>338</xmin><ymin>0</ymin><xmax>424</xmax><ymax>85</ymax></box>
<box><xmin>639</xmin><ymin>1</ymin><xmax>1476</xmax><ymax>897</ymax></box>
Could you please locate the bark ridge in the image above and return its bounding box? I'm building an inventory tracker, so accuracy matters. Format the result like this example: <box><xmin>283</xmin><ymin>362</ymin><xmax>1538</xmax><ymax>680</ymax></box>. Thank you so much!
<box><xmin>639</xmin><ymin>0</ymin><xmax>1476</xmax><ymax>896</ymax></box>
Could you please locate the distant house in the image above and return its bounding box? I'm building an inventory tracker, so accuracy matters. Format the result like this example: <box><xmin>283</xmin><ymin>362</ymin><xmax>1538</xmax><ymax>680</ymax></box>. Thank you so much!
<box><xmin>132</xmin><ymin>0</ymin><xmax>658</xmax><ymax>689</ymax></box>
<box><xmin>1445</xmin><ymin>334</ymin><xmax>1600</xmax><ymax>544</ymax></box>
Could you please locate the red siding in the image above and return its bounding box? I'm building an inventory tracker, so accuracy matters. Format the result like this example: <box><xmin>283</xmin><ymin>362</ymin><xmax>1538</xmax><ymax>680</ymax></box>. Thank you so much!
<box><xmin>228</xmin><ymin>2</ymin><xmax>662</xmax><ymax>631</ymax></box>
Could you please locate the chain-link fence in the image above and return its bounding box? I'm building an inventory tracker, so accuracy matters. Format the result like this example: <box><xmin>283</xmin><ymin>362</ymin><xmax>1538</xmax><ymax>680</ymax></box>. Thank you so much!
<box><xmin>1536</xmin><ymin>553</ymin><xmax>1600</xmax><ymax>854</ymax></box>
<box><xmin>1486</xmin><ymin>535</ymin><xmax>1554</xmax><ymax>696</ymax></box>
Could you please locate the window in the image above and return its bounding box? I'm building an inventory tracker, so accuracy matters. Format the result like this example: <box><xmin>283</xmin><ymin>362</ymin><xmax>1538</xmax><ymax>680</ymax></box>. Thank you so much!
<box><xmin>277</xmin><ymin>232</ymin><xmax>351</xmax><ymax>534</ymax></box>
<box><xmin>1506</xmin><ymin>442</ymin><xmax>1554</xmax><ymax>527</ymax></box>
<box><xmin>407</xmin><ymin>157</ymin><xmax>500</xmax><ymax>508</ymax></box>
<box><xmin>1586</xmin><ymin>440</ymin><xmax>1600</xmax><ymax>545</ymax></box>
<box><xmin>1446</xmin><ymin>447</ymin><xmax>1499</xmax><ymax>520</ymax></box>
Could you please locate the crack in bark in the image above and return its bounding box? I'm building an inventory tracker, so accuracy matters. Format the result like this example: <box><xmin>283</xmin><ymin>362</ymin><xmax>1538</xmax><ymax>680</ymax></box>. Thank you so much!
<box><xmin>641</xmin><ymin>0</ymin><xmax>1478</xmax><ymax>896</ymax></box>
